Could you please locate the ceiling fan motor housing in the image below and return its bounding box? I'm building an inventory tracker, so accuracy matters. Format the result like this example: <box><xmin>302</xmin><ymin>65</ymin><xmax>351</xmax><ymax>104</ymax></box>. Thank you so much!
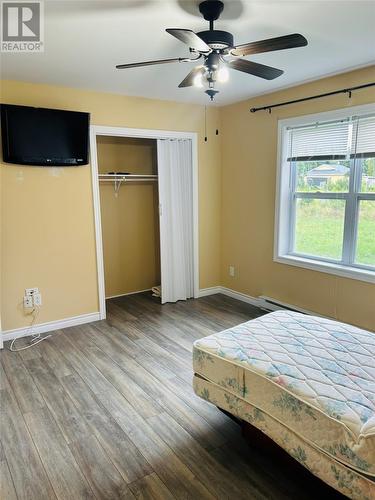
<box><xmin>198</xmin><ymin>0</ymin><xmax>232</xmax><ymax>50</ymax></box>
<box><xmin>197</xmin><ymin>30</ymin><xmax>234</xmax><ymax>50</ymax></box>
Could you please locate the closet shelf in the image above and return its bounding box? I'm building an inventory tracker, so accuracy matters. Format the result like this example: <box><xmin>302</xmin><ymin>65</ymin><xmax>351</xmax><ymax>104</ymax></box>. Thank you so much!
<box><xmin>99</xmin><ymin>173</ymin><xmax>158</xmax><ymax>195</ymax></box>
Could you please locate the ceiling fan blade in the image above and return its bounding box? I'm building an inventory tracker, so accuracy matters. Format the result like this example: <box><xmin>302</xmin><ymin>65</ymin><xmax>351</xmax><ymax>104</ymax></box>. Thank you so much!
<box><xmin>178</xmin><ymin>66</ymin><xmax>205</xmax><ymax>88</ymax></box>
<box><xmin>166</xmin><ymin>28</ymin><xmax>211</xmax><ymax>53</ymax></box>
<box><xmin>116</xmin><ymin>57</ymin><xmax>188</xmax><ymax>69</ymax></box>
<box><xmin>226</xmin><ymin>59</ymin><xmax>283</xmax><ymax>80</ymax></box>
<box><xmin>231</xmin><ymin>33</ymin><xmax>308</xmax><ymax>57</ymax></box>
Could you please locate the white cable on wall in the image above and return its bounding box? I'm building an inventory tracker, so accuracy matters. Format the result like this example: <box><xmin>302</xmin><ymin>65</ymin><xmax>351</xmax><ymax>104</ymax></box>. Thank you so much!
<box><xmin>9</xmin><ymin>306</ymin><xmax>51</xmax><ymax>352</ymax></box>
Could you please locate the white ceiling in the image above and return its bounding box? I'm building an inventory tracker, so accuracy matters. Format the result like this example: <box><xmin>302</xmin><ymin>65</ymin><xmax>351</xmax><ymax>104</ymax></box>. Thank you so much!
<box><xmin>2</xmin><ymin>0</ymin><xmax>375</xmax><ymax>106</ymax></box>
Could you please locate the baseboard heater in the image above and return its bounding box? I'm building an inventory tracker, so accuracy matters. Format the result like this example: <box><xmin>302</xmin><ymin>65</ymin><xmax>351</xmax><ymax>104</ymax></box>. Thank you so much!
<box><xmin>257</xmin><ymin>295</ymin><xmax>312</xmax><ymax>315</ymax></box>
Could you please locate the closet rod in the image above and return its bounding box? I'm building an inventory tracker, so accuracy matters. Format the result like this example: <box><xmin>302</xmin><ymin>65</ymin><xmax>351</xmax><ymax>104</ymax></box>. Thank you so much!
<box><xmin>99</xmin><ymin>178</ymin><xmax>158</xmax><ymax>182</ymax></box>
<box><xmin>249</xmin><ymin>82</ymin><xmax>375</xmax><ymax>114</ymax></box>
<box><xmin>99</xmin><ymin>174</ymin><xmax>158</xmax><ymax>178</ymax></box>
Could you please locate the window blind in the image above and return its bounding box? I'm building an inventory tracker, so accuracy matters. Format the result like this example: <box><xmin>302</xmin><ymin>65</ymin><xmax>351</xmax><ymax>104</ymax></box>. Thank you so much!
<box><xmin>352</xmin><ymin>114</ymin><xmax>375</xmax><ymax>158</ymax></box>
<box><xmin>287</xmin><ymin>114</ymin><xmax>375</xmax><ymax>161</ymax></box>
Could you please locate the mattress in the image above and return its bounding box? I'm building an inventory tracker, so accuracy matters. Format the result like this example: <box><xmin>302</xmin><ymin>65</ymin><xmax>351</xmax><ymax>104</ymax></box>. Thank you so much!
<box><xmin>193</xmin><ymin>376</ymin><xmax>375</xmax><ymax>500</ymax></box>
<box><xmin>193</xmin><ymin>311</ymin><xmax>375</xmax><ymax>477</ymax></box>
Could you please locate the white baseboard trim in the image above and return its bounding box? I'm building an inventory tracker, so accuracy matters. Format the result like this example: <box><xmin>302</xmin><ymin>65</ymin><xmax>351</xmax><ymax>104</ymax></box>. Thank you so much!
<box><xmin>220</xmin><ymin>287</ymin><xmax>263</xmax><ymax>308</ymax></box>
<box><xmin>106</xmin><ymin>288</ymin><xmax>152</xmax><ymax>300</ymax></box>
<box><xmin>198</xmin><ymin>286</ymin><xmax>223</xmax><ymax>297</ymax></box>
<box><xmin>199</xmin><ymin>286</ymin><xmax>262</xmax><ymax>308</ymax></box>
<box><xmin>1</xmin><ymin>312</ymin><xmax>101</xmax><ymax>343</ymax></box>
<box><xmin>199</xmin><ymin>286</ymin><xmax>314</xmax><ymax>314</ymax></box>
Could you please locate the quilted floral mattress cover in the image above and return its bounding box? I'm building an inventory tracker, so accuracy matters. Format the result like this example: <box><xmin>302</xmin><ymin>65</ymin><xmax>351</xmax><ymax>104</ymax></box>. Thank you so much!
<box><xmin>193</xmin><ymin>311</ymin><xmax>375</xmax><ymax>476</ymax></box>
<box><xmin>193</xmin><ymin>376</ymin><xmax>375</xmax><ymax>500</ymax></box>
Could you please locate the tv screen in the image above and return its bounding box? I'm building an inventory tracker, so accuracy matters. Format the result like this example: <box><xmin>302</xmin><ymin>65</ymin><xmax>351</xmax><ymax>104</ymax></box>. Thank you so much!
<box><xmin>1</xmin><ymin>104</ymin><xmax>90</xmax><ymax>166</ymax></box>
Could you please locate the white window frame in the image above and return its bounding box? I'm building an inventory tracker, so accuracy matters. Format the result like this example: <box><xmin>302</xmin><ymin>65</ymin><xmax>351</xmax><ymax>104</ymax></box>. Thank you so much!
<box><xmin>274</xmin><ymin>103</ymin><xmax>375</xmax><ymax>284</ymax></box>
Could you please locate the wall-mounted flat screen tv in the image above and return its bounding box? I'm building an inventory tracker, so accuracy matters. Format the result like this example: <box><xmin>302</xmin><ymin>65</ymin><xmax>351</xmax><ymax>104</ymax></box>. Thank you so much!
<box><xmin>1</xmin><ymin>104</ymin><xmax>90</xmax><ymax>166</ymax></box>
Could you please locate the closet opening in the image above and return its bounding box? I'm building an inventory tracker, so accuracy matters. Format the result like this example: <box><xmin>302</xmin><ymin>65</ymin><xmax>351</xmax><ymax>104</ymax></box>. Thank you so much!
<box><xmin>97</xmin><ymin>136</ymin><xmax>161</xmax><ymax>316</ymax></box>
<box><xmin>90</xmin><ymin>126</ymin><xmax>199</xmax><ymax>320</ymax></box>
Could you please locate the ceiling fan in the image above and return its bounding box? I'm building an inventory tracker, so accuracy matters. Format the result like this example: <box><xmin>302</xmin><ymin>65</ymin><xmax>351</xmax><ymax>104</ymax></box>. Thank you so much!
<box><xmin>116</xmin><ymin>0</ymin><xmax>308</xmax><ymax>101</ymax></box>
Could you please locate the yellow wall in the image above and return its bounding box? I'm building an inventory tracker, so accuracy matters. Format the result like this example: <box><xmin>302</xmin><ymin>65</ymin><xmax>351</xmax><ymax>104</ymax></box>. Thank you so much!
<box><xmin>221</xmin><ymin>66</ymin><xmax>375</xmax><ymax>331</ymax></box>
<box><xmin>0</xmin><ymin>80</ymin><xmax>222</xmax><ymax>330</ymax></box>
<box><xmin>1</xmin><ymin>66</ymin><xmax>374</xmax><ymax>333</ymax></box>
<box><xmin>97</xmin><ymin>137</ymin><xmax>160</xmax><ymax>297</ymax></box>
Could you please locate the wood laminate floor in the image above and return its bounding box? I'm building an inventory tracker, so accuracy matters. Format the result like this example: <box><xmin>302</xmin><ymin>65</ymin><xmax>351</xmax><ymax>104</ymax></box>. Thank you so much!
<box><xmin>0</xmin><ymin>293</ymin><xmax>345</xmax><ymax>499</ymax></box>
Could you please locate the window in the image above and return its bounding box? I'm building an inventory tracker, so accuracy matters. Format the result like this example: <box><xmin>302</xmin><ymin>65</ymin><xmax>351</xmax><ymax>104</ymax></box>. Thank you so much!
<box><xmin>275</xmin><ymin>104</ymin><xmax>375</xmax><ymax>283</ymax></box>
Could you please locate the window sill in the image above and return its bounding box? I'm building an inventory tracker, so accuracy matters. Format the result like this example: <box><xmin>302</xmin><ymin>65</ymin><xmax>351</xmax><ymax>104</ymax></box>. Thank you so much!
<box><xmin>274</xmin><ymin>254</ymin><xmax>375</xmax><ymax>284</ymax></box>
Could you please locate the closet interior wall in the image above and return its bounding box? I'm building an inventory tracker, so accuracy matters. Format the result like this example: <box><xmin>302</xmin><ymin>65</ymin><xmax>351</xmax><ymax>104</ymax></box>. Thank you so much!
<box><xmin>97</xmin><ymin>136</ymin><xmax>160</xmax><ymax>298</ymax></box>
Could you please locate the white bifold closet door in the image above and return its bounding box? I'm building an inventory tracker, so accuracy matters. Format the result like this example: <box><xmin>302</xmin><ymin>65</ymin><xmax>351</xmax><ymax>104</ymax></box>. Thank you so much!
<box><xmin>157</xmin><ymin>138</ymin><xmax>194</xmax><ymax>304</ymax></box>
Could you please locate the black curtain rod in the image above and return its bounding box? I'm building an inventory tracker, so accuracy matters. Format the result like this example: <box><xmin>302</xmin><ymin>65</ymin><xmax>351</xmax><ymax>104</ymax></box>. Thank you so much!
<box><xmin>249</xmin><ymin>82</ymin><xmax>375</xmax><ymax>114</ymax></box>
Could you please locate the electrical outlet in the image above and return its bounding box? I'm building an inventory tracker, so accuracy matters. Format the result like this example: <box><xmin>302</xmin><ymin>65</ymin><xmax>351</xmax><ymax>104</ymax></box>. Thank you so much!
<box><xmin>33</xmin><ymin>293</ymin><xmax>42</xmax><ymax>307</ymax></box>
<box><xmin>229</xmin><ymin>265</ymin><xmax>235</xmax><ymax>277</ymax></box>
<box><xmin>23</xmin><ymin>295</ymin><xmax>33</xmax><ymax>308</ymax></box>
<box><xmin>25</xmin><ymin>287</ymin><xmax>39</xmax><ymax>296</ymax></box>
